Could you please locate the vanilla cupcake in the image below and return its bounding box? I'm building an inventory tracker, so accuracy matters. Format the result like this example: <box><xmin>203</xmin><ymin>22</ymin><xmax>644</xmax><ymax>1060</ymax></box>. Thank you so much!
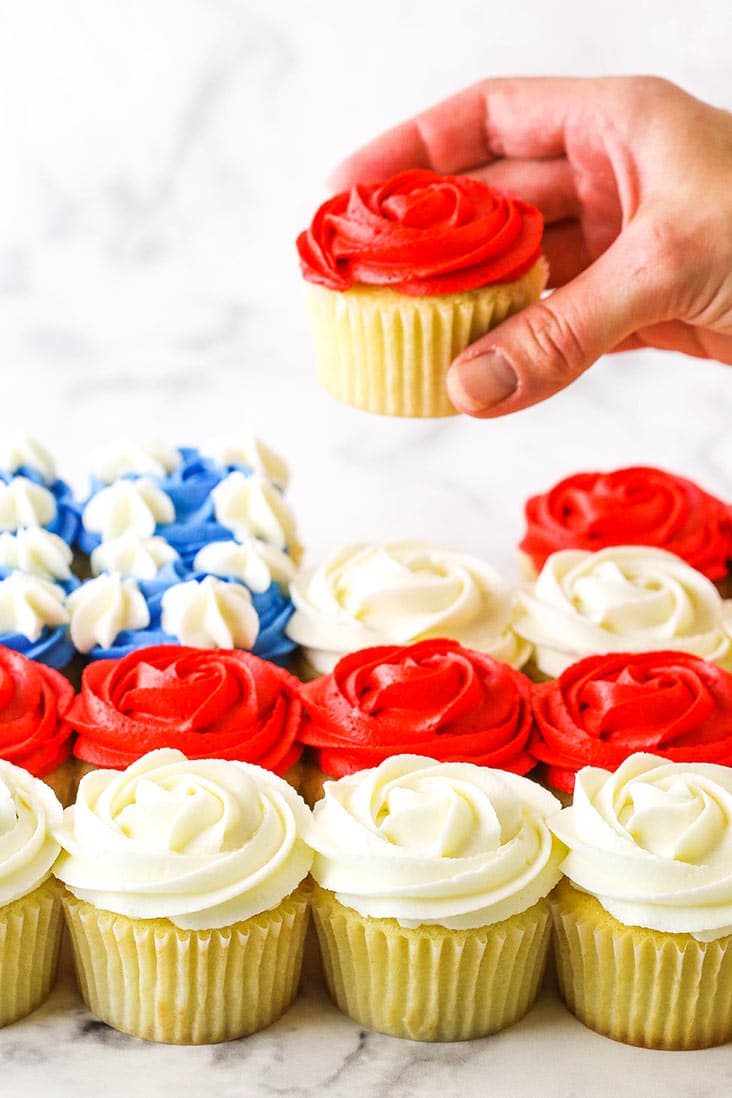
<box><xmin>297</xmin><ymin>169</ymin><xmax>546</xmax><ymax>418</ymax></box>
<box><xmin>287</xmin><ymin>540</ymin><xmax>529</xmax><ymax>679</ymax></box>
<box><xmin>0</xmin><ymin>760</ymin><xmax>64</xmax><ymax>1027</ymax></box>
<box><xmin>513</xmin><ymin>546</ymin><xmax>732</xmax><ymax>679</ymax></box>
<box><xmin>306</xmin><ymin>755</ymin><xmax>563</xmax><ymax>1041</ymax></box>
<box><xmin>53</xmin><ymin>749</ymin><xmax>313</xmax><ymax>1044</ymax></box>
<box><xmin>549</xmin><ymin>754</ymin><xmax>732</xmax><ymax>1049</ymax></box>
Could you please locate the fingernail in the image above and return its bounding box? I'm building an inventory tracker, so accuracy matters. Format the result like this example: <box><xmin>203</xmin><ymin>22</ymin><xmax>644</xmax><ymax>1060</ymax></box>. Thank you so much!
<box><xmin>447</xmin><ymin>351</ymin><xmax>518</xmax><ymax>413</ymax></box>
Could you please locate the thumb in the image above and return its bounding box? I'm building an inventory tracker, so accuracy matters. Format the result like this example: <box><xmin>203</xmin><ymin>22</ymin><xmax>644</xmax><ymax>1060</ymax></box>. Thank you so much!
<box><xmin>446</xmin><ymin>224</ymin><xmax>663</xmax><ymax>417</ymax></box>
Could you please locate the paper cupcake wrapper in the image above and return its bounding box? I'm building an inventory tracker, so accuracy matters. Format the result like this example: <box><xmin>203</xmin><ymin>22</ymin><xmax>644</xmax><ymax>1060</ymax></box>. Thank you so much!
<box><xmin>312</xmin><ymin>884</ymin><xmax>551</xmax><ymax>1041</ymax></box>
<box><xmin>306</xmin><ymin>259</ymin><xmax>548</xmax><ymax>418</ymax></box>
<box><xmin>0</xmin><ymin>877</ymin><xmax>64</xmax><ymax>1027</ymax></box>
<box><xmin>552</xmin><ymin>880</ymin><xmax>732</xmax><ymax>1049</ymax></box>
<box><xmin>62</xmin><ymin>884</ymin><xmax>310</xmax><ymax>1044</ymax></box>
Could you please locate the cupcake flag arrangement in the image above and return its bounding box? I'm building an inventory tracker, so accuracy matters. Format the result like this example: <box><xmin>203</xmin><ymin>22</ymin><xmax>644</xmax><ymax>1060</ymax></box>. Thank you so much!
<box><xmin>3</xmin><ymin>175</ymin><xmax>732</xmax><ymax>1048</ymax></box>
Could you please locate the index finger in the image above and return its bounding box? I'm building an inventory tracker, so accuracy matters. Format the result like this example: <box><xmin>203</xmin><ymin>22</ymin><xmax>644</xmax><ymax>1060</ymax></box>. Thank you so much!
<box><xmin>329</xmin><ymin>76</ymin><xmax>586</xmax><ymax>191</ymax></box>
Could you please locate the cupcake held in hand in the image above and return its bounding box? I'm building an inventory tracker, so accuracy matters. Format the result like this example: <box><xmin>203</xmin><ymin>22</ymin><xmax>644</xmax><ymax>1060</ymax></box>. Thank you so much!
<box><xmin>307</xmin><ymin>755</ymin><xmax>563</xmax><ymax>1041</ymax></box>
<box><xmin>297</xmin><ymin>169</ymin><xmax>547</xmax><ymax>417</ymax></box>
<box><xmin>549</xmin><ymin>754</ymin><xmax>732</xmax><ymax>1049</ymax></box>
<box><xmin>53</xmin><ymin>748</ymin><xmax>313</xmax><ymax>1044</ymax></box>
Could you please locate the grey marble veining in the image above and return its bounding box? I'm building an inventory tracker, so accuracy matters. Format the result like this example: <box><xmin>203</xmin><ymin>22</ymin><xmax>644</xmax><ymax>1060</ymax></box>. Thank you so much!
<box><xmin>1</xmin><ymin>0</ymin><xmax>732</xmax><ymax>1091</ymax></box>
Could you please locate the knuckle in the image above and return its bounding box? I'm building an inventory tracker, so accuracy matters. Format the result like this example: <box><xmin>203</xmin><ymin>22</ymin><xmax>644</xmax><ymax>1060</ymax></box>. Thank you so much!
<box><xmin>519</xmin><ymin>302</ymin><xmax>586</xmax><ymax>382</ymax></box>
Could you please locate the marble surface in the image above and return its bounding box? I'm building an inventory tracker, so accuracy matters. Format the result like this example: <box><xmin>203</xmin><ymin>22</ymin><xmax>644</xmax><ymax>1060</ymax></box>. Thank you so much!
<box><xmin>1</xmin><ymin>0</ymin><xmax>732</xmax><ymax>1092</ymax></box>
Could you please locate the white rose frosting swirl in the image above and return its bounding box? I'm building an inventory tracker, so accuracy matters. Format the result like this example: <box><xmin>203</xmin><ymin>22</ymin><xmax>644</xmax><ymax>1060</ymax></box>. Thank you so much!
<box><xmin>307</xmin><ymin>755</ymin><xmax>563</xmax><ymax>929</ymax></box>
<box><xmin>513</xmin><ymin>546</ymin><xmax>732</xmax><ymax>677</ymax></box>
<box><xmin>286</xmin><ymin>540</ymin><xmax>529</xmax><ymax>674</ymax></box>
<box><xmin>91</xmin><ymin>440</ymin><xmax>183</xmax><ymax>484</ymax></box>
<box><xmin>0</xmin><ymin>760</ymin><xmax>62</xmax><ymax>906</ymax></box>
<box><xmin>82</xmin><ymin>478</ymin><xmax>175</xmax><ymax>541</ymax></box>
<box><xmin>0</xmin><ymin>476</ymin><xmax>57</xmax><ymax>532</ymax></box>
<box><xmin>0</xmin><ymin>528</ymin><xmax>73</xmax><ymax>583</ymax></box>
<box><xmin>549</xmin><ymin>754</ymin><xmax>732</xmax><ymax>940</ymax></box>
<box><xmin>91</xmin><ymin>532</ymin><xmax>180</xmax><ymax>579</ymax></box>
<box><xmin>67</xmin><ymin>574</ymin><xmax>150</xmax><ymax>652</ymax></box>
<box><xmin>161</xmin><ymin>576</ymin><xmax>259</xmax><ymax>649</ymax></box>
<box><xmin>212</xmin><ymin>472</ymin><xmax>298</xmax><ymax>553</ymax></box>
<box><xmin>53</xmin><ymin>749</ymin><xmax>313</xmax><ymax>930</ymax></box>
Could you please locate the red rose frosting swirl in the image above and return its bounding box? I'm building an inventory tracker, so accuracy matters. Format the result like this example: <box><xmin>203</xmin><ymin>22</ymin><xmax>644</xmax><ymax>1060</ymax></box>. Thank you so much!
<box><xmin>297</xmin><ymin>169</ymin><xmax>544</xmax><ymax>296</ymax></box>
<box><xmin>0</xmin><ymin>646</ymin><xmax>74</xmax><ymax>777</ymax></box>
<box><xmin>69</xmin><ymin>644</ymin><xmax>303</xmax><ymax>774</ymax></box>
<box><xmin>299</xmin><ymin>638</ymin><xmax>535</xmax><ymax>777</ymax></box>
<box><xmin>532</xmin><ymin>650</ymin><xmax>732</xmax><ymax>792</ymax></box>
<box><xmin>520</xmin><ymin>466</ymin><xmax>732</xmax><ymax>581</ymax></box>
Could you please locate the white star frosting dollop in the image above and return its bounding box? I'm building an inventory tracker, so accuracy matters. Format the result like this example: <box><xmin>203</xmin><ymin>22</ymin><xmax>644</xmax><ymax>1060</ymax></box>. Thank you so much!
<box><xmin>549</xmin><ymin>754</ymin><xmax>732</xmax><ymax>941</ymax></box>
<box><xmin>307</xmin><ymin>755</ymin><xmax>563</xmax><ymax>930</ymax></box>
<box><xmin>82</xmin><ymin>478</ymin><xmax>175</xmax><ymax>541</ymax></box>
<box><xmin>193</xmin><ymin>537</ymin><xmax>295</xmax><ymax>594</ymax></box>
<box><xmin>52</xmin><ymin>748</ymin><xmax>313</xmax><ymax>930</ymax></box>
<box><xmin>0</xmin><ymin>476</ymin><xmax>57</xmax><ymax>532</ymax></box>
<box><xmin>286</xmin><ymin>540</ymin><xmax>530</xmax><ymax>675</ymax></box>
<box><xmin>202</xmin><ymin>435</ymin><xmax>290</xmax><ymax>491</ymax></box>
<box><xmin>90</xmin><ymin>440</ymin><xmax>183</xmax><ymax>484</ymax></box>
<box><xmin>91</xmin><ymin>532</ymin><xmax>180</xmax><ymax>580</ymax></box>
<box><xmin>0</xmin><ymin>573</ymin><xmax>68</xmax><ymax>641</ymax></box>
<box><xmin>67</xmin><ymin>574</ymin><xmax>150</xmax><ymax>652</ymax></box>
<box><xmin>0</xmin><ymin>528</ymin><xmax>73</xmax><ymax>583</ymax></box>
<box><xmin>0</xmin><ymin>761</ymin><xmax>63</xmax><ymax>906</ymax></box>
<box><xmin>161</xmin><ymin>575</ymin><xmax>259</xmax><ymax>649</ymax></box>
<box><xmin>0</xmin><ymin>435</ymin><xmax>57</xmax><ymax>485</ymax></box>
<box><xmin>211</xmin><ymin>472</ymin><xmax>297</xmax><ymax>553</ymax></box>
<box><xmin>513</xmin><ymin>546</ymin><xmax>732</xmax><ymax>677</ymax></box>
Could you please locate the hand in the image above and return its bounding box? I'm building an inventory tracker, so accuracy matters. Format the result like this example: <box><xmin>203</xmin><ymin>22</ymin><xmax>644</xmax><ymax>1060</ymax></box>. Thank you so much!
<box><xmin>331</xmin><ymin>77</ymin><xmax>732</xmax><ymax>417</ymax></box>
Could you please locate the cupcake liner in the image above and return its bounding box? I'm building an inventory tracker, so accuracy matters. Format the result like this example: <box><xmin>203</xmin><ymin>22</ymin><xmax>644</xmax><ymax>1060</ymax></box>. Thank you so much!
<box><xmin>0</xmin><ymin>877</ymin><xmax>64</xmax><ymax>1027</ymax></box>
<box><xmin>61</xmin><ymin>884</ymin><xmax>310</xmax><ymax>1044</ymax></box>
<box><xmin>312</xmin><ymin>883</ymin><xmax>551</xmax><ymax>1041</ymax></box>
<box><xmin>305</xmin><ymin>259</ymin><xmax>547</xmax><ymax>418</ymax></box>
<box><xmin>551</xmin><ymin>879</ymin><xmax>732</xmax><ymax>1049</ymax></box>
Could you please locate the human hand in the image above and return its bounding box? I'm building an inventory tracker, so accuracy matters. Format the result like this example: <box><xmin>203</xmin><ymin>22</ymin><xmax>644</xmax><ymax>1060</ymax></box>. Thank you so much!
<box><xmin>331</xmin><ymin>77</ymin><xmax>732</xmax><ymax>417</ymax></box>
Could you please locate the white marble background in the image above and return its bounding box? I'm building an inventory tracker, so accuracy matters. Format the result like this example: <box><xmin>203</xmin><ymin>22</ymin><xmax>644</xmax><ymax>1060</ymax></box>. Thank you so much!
<box><xmin>1</xmin><ymin>0</ymin><xmax>731</xmax><ymax>1092</ymax></box>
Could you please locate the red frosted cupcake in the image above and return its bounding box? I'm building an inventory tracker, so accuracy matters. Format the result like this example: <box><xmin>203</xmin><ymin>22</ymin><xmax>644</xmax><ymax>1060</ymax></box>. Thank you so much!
<box><xmin>297</xmin><ymin>169</ymin><xmax>547</xmax><ymax>417</ymax></box>
<box><xmin>299</xmin><ymin>638</ymin><xmax>535</xmax><ymax>804</ymax></box>
<box><xmin>532</xmin><ymin>650</ymin><xmax>732</xmax><ymax>794</ymax></box>
<box><xmin>69</xmin><ymin>644</ymin><xmax>305</xmax><ymax>789</ymax></box>
<box><xmin>520</xmin><ymin>466</ymin><xmax>732</xmax><ymax>590</ymax></box>
<box><xmin>0</xmin><ymin>646</ymin><xmax>75</xmax><ymax>805</ymax></box>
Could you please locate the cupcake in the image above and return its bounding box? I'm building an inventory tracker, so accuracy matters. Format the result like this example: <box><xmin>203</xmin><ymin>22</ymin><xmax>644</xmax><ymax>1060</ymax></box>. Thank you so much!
<box><xmin>549</xmin><ymin>754</ymin><xmax>732</xmax><ymax>1049</ymax></box>
<box><xmin>0</xmin><ymin>760</ymin><xmax>64</xmax><ymax>1027</ymax></box>
<box><xmin>299</xmin><ymin>638</ymin><xmax>535</xmax><ymax>804</ymax></box>
<box><xmin>0</xmin><ymin>646</ymin><xmax>76</xmax><ymax>805</ymax></box>
<box><xmin>512</xmin><ymin>546</ymin><xmax>732</xmax><ymax>679</ymax></box>
<box><xmin>306</xmin><ymin>755</ymin><xmax>563</xmax><ymax>1040</ymax></box>
<box><xmin>287</xmin><ymin>540</ymin><xmax>529</xmax><ymax>678</ymax></box>
<box><xmin>519</xmin><ymin>466</ymin><xmax>732</xmax><ymax>591</ymax></box>
<box><xmin>69</xmin><ymin>644</ymin><xmax>305</xmax><ymax>788</ymax></box>
<box><xmin>53</xmin><ymin>748</ymin><xmax>313</xmax><ymax>1044</ymax></box>
<box><xmin>0</xmin><ymin>435</ymin><xmax>79</xmax><ymax>548</ymax></box>
<box><xmin>532</xmin><ymin>650</ymin><xmax>732</xmax><ymax>796</ymax></box>
<box><xmin>0</xmin><ymin>572</ymin><xmax>74</xmax><ymax>671</ymax></box>
<box><xmin>297</xmin><ymin>169</ymin><xmax>547</xmax><ymax>417</ymax></box>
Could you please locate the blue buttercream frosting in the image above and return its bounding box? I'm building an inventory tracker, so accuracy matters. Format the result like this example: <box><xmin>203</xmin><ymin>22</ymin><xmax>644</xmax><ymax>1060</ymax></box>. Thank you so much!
<box><xmin>0</xmin><ymin>624</ymin><xmax>74</xmax><ymax>670</ymax></box>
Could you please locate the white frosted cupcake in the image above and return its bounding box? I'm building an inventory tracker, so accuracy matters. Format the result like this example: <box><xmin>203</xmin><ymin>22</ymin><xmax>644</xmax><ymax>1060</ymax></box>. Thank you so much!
<box><xmin>53</xmin><ymin>749</ymin><xmax>313</xmax><ymax>1044</ymax></box>
<box><xmin>512</xmin><ymin>546</ymin><xmax>732</xmax><ymax>679</ymax></box>
<box><xmin>286</xmin><ymin>540</ymin><xmax>529</xmax><ymax>678</ymax></box>
<box><xmin>549</xmin><ymin>754</ymin><xmax>732</xmax><ymax>1048</ymax></box>
<box><xmin>306</xmin><ymin>755</ymin><xmax>563</xmax><ymax>1041</ymax></box>
<box><xmin>0</xmin><ymin>760</ymin><xmax>64</xmax><ymax>1026</ymax></box>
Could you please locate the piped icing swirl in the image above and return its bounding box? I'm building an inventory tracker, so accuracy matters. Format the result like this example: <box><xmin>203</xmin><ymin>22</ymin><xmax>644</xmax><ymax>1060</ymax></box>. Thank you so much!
<box><xmin>161</xmin><ymin>576</ymin><xmax>260</xmax><ymax>650</ymax></box>
<box><xmin>0</xmin><ymin>436</ymin><xmax>57</xmax><ymax>485</ymax></box>
<box><xmin>0</xmin><ymin>648</ymin><xmax>74</xmax><ymax>777</ymax></box>
<box><xmin>520</xmin><ymin>466</ymin><xmax>732</xmax><ymax>581</ymax></box>
<box><xmin>287</xmin><ymin>540</ymin><xmax>529</xmax><ymax>675</ymax></box>
<box><xmin>81</xmin><ymin>479</ymin><xmax>176</xmax><ymax>547</ymax></box>
<box><xmin>297</xmin><ymin>169</ymin><xmax>544</xmax><ymax>296</ymax></box>
<box><xmin>0</xmin><ymin>760</ymin><xmax>63</xmax><ymax>906</ymax></box>
<box><xmin>53</xmin><ymin>748</ymin><xmax>313</xmax><ymax>930</ymax></box>
<box><xmin>549</xmin><ymin>753</ymin><xmax>732</xmax><ymax>940</ymax></box>
<box><xmin>300</xmin><ymin>639</ymin><xmax>535</xmax><ymax>777</ymax></box>
<box><xmin>90</xmin><ymin>532</ymin><xmax>180</xmax><ymax>580</ymax></box>
<box><xmin>513</xmin><ymin>546</ymin><xmax>732</xmax><ymax>678</ymax></box>
<box><xmin>0</xmin><ymin>529</ymin><xmax>73</xmax><ymax>584</ymax></box>
<box><xmin>70</xmin><ymin>644</ymin><xmax>303</xmax><ymax>773</ymax></box>
<box><xmin>307</xmin><ymin>755</ymin><xmax>563</xmax><ymax>929</ymax></box>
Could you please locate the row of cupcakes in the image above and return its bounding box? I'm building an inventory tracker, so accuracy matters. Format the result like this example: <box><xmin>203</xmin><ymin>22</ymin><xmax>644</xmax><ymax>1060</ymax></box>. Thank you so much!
<box><xmin>7</xmin><ymin>638</ymin><xmax>732</xmax><ymax>813</ymax></box>
<box><xmin>4</xmin><ymin>745</ymin><xmax>732</xmax><ymax>1050</ymax></box>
